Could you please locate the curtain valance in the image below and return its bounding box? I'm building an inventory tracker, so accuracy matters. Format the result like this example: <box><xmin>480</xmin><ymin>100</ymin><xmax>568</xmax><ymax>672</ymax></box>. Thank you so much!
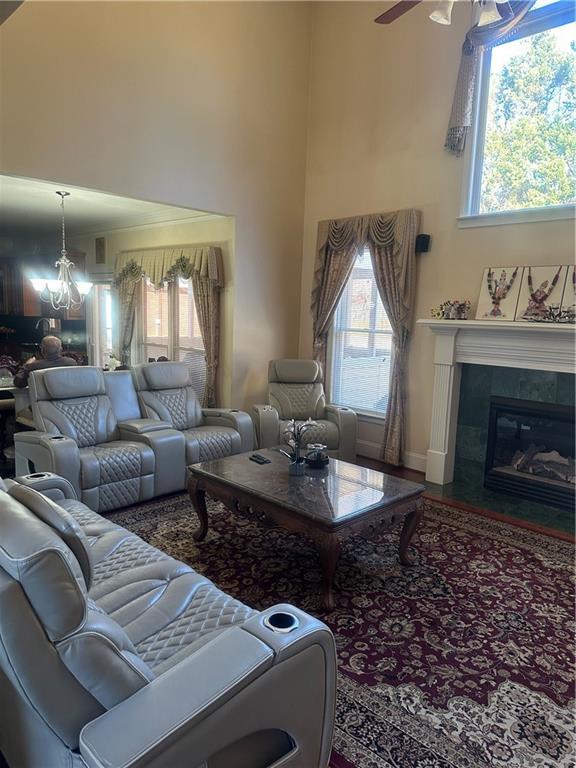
<box><xmin>114</xmin><ymin>245</ymin><xmax>224</xmax><ymax>289</ymax></box>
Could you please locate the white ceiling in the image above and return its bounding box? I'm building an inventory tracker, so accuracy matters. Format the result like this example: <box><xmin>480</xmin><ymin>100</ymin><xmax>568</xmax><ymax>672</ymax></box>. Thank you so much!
<box><xmin>0</xmin><ymin>175</ymin><xmax>218</xmax><ymax>235</ymax></box>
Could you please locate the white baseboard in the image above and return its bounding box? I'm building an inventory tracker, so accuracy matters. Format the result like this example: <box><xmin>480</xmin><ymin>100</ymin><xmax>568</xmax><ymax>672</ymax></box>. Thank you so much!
<box><xmin>356</xmin><ymin>440</ymin><xmax>427</xmax><ymax>473</ymax></box>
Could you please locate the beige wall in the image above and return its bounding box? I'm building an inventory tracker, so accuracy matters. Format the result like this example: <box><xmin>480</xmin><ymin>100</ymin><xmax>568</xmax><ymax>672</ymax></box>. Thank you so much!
<box><xmin>69</xmin><ymin>215</ymin><xmax>235</xmax><ymax>404</ymax></box>
<box><xmin>0</xmin><ymin>1</ymin><xmax>312</xmax><ymax>409</ymax></box>
<box><xmin>299</xmin><ymin>2</ymin><xmax>575</xmax><ymax>463</ymax></box>
<box><xmin>1</xmin><ymin>1</ymin><xmax>573</xmax><ymax>462</ymax></box>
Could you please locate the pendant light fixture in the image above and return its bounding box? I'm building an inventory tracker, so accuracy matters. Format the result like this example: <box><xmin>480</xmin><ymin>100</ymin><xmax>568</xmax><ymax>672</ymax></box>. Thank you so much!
<box><xmin>31</xmin><ymin>191</ymin><xmax>93</xmax><ymax>311</ymax></box>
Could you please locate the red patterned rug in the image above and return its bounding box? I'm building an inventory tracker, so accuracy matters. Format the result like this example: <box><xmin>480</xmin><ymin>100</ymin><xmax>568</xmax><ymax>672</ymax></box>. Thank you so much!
<box><xmin>110</xmin><ymin>495</ymin><xmax>575</xmax><ymax>768</ymax></box>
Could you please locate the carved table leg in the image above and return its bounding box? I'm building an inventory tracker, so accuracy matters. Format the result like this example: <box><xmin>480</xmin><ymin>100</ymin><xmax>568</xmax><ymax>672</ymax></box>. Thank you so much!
<box><xmin>399</xmin><ymin>501</ymin><xmax>423</xmax><ymax>566</ymax></box>
<box><xmin>318</xmin><ymin>534</ymin><xmax>342</xmax><ymax>612</ymax></box>
<box><xmin>188</xmin><ymin>476</ymin><xmax>209</xmax><ymax>542</ymax></box>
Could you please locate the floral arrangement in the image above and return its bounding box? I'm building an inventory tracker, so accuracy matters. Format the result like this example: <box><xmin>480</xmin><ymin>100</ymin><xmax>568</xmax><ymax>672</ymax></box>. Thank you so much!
<box><xmin>282</xmin><ymin>418</ymin><xmax>317</xmax><ymax>463</ymax></box>
<box><xmin>107</xmin><ymin>354</ymin><xmax>121</xmax><ymax>371</ymax></box>
<box><xmin>431</xmin><ymin>300</ymin><xmax>471</xmax><ymax>320</ymax></box>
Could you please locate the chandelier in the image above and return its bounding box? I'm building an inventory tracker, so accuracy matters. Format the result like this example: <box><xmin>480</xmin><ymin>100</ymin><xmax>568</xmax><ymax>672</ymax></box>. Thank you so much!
<box><xmin>31</xmin><ymin>191</ymin><xmax>93</xmax><ymax>311</ymax></box>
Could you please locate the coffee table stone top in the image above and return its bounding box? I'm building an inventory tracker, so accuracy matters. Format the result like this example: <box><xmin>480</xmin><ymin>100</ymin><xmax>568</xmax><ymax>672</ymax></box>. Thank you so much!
<box><xmin>188</xmin><ymin>449</ymin><xmax>425</xmax><ymax>526</ymax></box>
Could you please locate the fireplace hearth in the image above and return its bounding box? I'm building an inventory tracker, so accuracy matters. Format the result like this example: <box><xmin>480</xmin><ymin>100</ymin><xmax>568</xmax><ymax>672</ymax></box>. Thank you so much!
<box><xmin>484</xmin><ymin>397</ymin><xmax>575</xmax><ymax>510</ymax></box>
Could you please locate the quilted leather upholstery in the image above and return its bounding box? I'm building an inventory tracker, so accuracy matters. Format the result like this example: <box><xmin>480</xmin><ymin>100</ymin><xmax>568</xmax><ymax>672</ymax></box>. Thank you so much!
<box><xmin>184</xmin><ymin>426</ymin><xmax>241</xmax><ymax>463</ymax></box>
<box><xmin>92</xmin><ymin>536</ymin><xmax>172</xmax><ymax>585</ymax></box>
<box><xmin>138</xmin><ymin>387</ymin><xmax>203</xmax><ymax>430</ymax></box>
<box><xmin>77</xmin><ymin>442</ymin><xmax>155</xmax><ymax>513</ymax></box>
<box><xmin>279</xmin><ymin>419</ymin><xmax>339</xmax><ymax>450</ymax></box>
<box><xmin>270</xmin><ymin>382</ymin><xmax>326</xmax><ymax>420</ymax></box>
<box><xmin>135</xmin><ymin>584</ymin><xmax>257</xmax><ymax>671</ymax></box>
<box><xmin>23</xmin><ymin>368</ymin><xmax>157</xmax><ymax>513</ymax></box>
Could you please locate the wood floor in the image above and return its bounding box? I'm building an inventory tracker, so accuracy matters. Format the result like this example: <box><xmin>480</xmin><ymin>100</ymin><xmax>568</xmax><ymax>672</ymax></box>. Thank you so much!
<box><xmin>357</xmin><ymin>455</ymin><xmax>574</xmax><ymax>543</ymax></box>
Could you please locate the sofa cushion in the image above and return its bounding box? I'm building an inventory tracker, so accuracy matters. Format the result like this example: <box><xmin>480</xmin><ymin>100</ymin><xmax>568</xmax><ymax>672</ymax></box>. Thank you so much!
<box><xmin>0</xmin><ymin>492</ymin><xmax>87</xmax><ymax>642</ymax></box>
<box><xmin>8</xmin><ymin>484</ymin><xmax>94</xmax><ymax>590</ymax></box>
<box><xmin>268</xmin><ymin>359</ymin><xmax>322</xmax><ymax>384</ymax></box>
<box><xmin>39</xmin><ymin>366</ymin><xmax>105</xmax><ymax>400</ymax></box>
<box><xmin>142</xmin><ymin>362</ymin><xmax>191</xmax><ymax>391</ymax></box>
<box><xmin>184</xmin><ymin>426</ymin><xmax>241</xmax><ymax>464</ymax></box>
<box><xmin>133</xmin><ymin>581</ymin><xmax>257</xmax><ymax>673</ymax></box>
<box><xmin>80</xmin><ymin>442</ymin><xmax>155</xmax><ymax>489</ymax></box>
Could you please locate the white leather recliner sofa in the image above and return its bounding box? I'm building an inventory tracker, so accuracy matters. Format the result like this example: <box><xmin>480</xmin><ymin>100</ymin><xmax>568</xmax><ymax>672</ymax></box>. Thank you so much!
<box><xmin>0</xmin><ymin>473</ymin><xmax>336</xmax><ymax>768</ymax></box>
<box><xmin>253</xmin><ymin>359</ymin><xmax>357</xmax><ymax>462</ymax></box>
<box><xmin>14</xmin><ymin>364</ymin><xmax>253</xmax><ymax>513</ymax></box>
<box><xmin>132</xmin><ymin>362</ymin><xmax>255</xmax><ymax>464</ymax></box>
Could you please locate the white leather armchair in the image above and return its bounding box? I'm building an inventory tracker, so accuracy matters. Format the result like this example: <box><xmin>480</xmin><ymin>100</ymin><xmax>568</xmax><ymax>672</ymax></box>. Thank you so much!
<box><xmin>253</xmin><ymin>359</ymin><xmax>357</xmax><ymax>462</ymax></box>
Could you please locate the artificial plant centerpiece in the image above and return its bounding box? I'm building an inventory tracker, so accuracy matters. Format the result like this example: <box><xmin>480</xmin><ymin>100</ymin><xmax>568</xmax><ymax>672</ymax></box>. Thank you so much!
<box><xmin>279</xmin><ymin>418</ymin><xmax>317</xmax><ymax>475</ymax></box>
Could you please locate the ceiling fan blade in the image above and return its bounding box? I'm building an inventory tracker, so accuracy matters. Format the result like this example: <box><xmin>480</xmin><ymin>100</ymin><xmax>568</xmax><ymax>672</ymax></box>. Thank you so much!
<box><xmin>374</xmin><ymin>0</ymin><xmax>423</xmax><ymax>24</ymax></box>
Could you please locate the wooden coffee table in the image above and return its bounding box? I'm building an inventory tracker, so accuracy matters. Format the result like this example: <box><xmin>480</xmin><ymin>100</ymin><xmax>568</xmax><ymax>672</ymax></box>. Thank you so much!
<box><xmin>187</xmin><ymin>449</ymin><xmax>425</xmax><ymax>610</ymax></box>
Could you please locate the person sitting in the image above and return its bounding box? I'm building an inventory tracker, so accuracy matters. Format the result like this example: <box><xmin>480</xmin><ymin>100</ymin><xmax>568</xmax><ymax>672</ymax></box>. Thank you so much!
<box><xmin>13</xmin><ymin>335</ymin><xmax>77</xmax><ymax>389</ymax></box>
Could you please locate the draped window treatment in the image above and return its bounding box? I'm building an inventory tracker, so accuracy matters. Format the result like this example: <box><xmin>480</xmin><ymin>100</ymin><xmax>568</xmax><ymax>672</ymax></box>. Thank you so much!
<box><xmin>114</xmin><ymin>245</ymin><xmax>224</xmax><ymax>406</ymax></box>
<box><xmin>311</xmin><ymin>209</ymin><xmax>420</xmax><ymax>465</ymax></box>
<box><xmin>445</xmin><ymin>1</ymin><xmax>536</xmax><ymax>155</ymax></box>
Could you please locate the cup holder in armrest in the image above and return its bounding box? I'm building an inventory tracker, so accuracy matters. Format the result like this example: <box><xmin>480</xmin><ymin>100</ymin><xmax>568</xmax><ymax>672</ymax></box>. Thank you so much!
<box><xmin>263</xmin><ymin>611</ymin><xmax>300</xmax><ymax>634</ymax></box>
<box><xmin>26</xmin><ymin>472</ymin><xmax>52</xmax><ymax>479</ymax></box>
<box><xmin>49</xmin><ymin>436</ymin><xmax>66</xmax><ymax>440</ymax></box>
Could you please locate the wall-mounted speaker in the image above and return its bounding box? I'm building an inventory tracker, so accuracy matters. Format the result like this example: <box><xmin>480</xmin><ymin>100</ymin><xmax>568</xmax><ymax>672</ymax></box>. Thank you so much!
<box><xmin>415</xmin><ymin>234</ymin><xmax>431</xmax><ymax>253</ymax></box>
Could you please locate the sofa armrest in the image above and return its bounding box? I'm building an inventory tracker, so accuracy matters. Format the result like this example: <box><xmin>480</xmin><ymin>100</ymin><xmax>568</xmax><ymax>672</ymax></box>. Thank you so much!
<box><xmin>120</xmin><ymin>428</ymin><xmax>187</xmax><ymax>496</ymax></box>
<box><xmin>202</xmin><ymin>408</ymin><xmax>254</xmax><ymax>452</ymax></box>
<box><xmin>80</xmin><ymin>627</ymin><xmax>273</xmax><ymax>768</ymax></box>
<box><xmin>80</xmin><ymin>607</ymin><xmax>335</xmax><ymax>768</ymax></box>
<box><xmin>325</xmin><ymin>405</ymin><xmax>357</xmax><ymax>463</ymax></box>
<box><xmin>117</xmin><ymin>418</ymin><xmax>172</xmax><ymax>435</ymax></box>
<box><xmin>252</xmin><ymin>404</ymin><xmax>280</xmax><ymax>449</ymax></box>
<box><xmin>13</xmin><ymin>432</ymin><xmax>82</xmax><ymax>497</ymax></box>
<box><xmin>13</xmin><ymin>472</ymin><xmax>77</xmax><ymax>501</ymax></box>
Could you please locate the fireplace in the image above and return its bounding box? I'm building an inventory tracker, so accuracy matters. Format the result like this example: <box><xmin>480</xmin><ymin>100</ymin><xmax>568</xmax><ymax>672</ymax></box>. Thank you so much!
<box><xmin>484</xmin><ymin>397</ymin><xmax>575</xmax><ymax>510</ymax></box>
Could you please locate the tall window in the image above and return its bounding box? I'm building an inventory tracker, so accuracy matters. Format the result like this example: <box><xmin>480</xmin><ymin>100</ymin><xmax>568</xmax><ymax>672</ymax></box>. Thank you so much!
<box><xmin>140</xmin><ymin>277</ymin><xmax>206</xmax><ymax>399</ymax></box>
<box><xmin>464</xmin><ymin>1</ymin><xmax>575</xmax><ymax>217</ymax></box>
<box><xmin>330</xmin><ymin>248</ymin><xmax>392</xmax><ymax>416</ymax></box>
<box><xmin>89</xmin><ymin>283</ymin><xmax>115</xmax><ymax>368</ymax></box>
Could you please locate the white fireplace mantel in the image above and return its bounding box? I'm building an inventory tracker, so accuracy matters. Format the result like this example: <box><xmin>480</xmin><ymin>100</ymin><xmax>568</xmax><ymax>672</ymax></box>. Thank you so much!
<box><xmin>417</xmin><ymin>319</ymin><xmax>575</xmax><ymax>485</ymax></box>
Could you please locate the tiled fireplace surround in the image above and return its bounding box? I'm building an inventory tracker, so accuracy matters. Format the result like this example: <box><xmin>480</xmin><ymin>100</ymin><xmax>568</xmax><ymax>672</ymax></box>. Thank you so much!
<box><xmin>418</xmin><ymin>320</ymin><xmax>575</xmax><ymax>532</ymax></box>
<box><xmin>418</xmin><ymin>320</ymin><xmax>575</xmax><ymax>526</ymax></box>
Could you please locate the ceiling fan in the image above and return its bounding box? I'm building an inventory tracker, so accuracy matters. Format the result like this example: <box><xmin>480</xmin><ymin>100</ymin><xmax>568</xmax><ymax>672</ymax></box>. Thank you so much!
<box><xmin>375</xmin><ymin>0</ymin><xmax>505</xmax><ymax>27</ymax></box>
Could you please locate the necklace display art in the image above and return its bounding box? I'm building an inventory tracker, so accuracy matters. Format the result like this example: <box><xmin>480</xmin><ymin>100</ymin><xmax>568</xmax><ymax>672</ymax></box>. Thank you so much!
<box><xmin>484</xmin><ymin>267</ymin><xmax>519</xmax><ymax>318</ymax></box>
<box><xmin>520</xmin><ymin>266</ymin><xmax>563</xmax><ymax>320</ymax></box>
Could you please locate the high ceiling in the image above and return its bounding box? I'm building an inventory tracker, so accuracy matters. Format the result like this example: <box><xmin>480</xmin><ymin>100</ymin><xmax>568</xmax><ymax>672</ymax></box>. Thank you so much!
<box><xmin>0</xmin><ymin>175</ymin><xmax>218</xmax><ymax>236</ymax></box>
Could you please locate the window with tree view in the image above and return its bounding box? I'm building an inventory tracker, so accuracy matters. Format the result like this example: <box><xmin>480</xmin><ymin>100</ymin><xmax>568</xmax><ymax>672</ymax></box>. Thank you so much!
<box><xmin>330</xmin><ymin>248</ymin><xmax>392</xmax><ymax>416</ymax></box>
<box><xmin>469</xmin><ymin>1</ymin><xmax>575</xmax><ymax>215</ymax></box>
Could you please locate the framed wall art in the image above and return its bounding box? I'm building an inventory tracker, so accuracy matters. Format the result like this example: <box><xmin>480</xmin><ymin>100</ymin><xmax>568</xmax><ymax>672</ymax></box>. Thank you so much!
<box><xmin>514</xmin><ymin>265</ymin><xmax>569</xmax><ymax>323</ymax></box>
<box><xmin>475</xmin><ymin>266</ymin><xmax>523</xmax><ymax>321</ymax></box>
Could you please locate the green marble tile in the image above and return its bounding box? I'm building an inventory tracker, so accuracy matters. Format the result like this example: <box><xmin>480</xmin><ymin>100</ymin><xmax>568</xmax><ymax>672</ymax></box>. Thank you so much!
<box><xmin>549</xmin><ymin>512</ymin><xmax>576</xmax><ymax>534</ymax></box>
<box><xmin>556</xmin><ymin>373</ymin><xmax>575</xmax><ymax>406</ymax></box>
<box><xmin>518</xmin><ymin>370</ymin><xmax>557</xmax><ymax>403</ymax></box>
<box><xmin>492</xmin><ymin>366</ymin><xmax>521</xmax><ymax>399</ymax></box>
<box><xmin>455</xmin><ymin>425</ymin><xmax>487</xmax><ymax>464</ymax></box>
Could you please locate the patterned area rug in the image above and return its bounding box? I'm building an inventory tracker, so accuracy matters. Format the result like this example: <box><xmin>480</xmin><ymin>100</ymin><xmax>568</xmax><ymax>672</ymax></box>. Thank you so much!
<box><xmin>109</xmin><ymin>495</ymin><xmax>575</xmax><ymax>768</ymax></box>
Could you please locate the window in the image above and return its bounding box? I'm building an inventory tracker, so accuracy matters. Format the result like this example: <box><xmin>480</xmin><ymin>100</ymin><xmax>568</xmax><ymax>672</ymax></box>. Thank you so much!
<box><xmin>88</xmin><ymin>283</ymin><xmax>115</xmax><ymax>368</ymax></box>
<box><xmin>463</xmin><ymin>1</ymin><xmax>575</xmax><ymax>221</ymax></box>
<box><xmin>140</xmin><ymin>277</ymin><xmax>206</xmax><ymax>399</ymax></box>
<box><xmin>329</xmin><ymin>248</ymin><xmax>392</xmax><ymax>416</ymax></box>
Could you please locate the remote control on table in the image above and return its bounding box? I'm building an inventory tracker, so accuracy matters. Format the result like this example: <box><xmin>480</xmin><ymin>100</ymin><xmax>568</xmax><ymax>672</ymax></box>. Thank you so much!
<box><xmin>249</xmin><ymin>454</ymin><xmax>271</xmax><ymax>464</ymax></box>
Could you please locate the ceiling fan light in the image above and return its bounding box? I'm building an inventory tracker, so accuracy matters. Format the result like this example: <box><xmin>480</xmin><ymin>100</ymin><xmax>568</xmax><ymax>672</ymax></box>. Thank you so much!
<box><xmin>429</xmin><ymin>0</ymin><xmax>455</xmax><ymax>25</ymax></box>
<box><xmin>475</xmin><ymin>0</ymin><xmax>502</xmax><ymax>26</ymax></box>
